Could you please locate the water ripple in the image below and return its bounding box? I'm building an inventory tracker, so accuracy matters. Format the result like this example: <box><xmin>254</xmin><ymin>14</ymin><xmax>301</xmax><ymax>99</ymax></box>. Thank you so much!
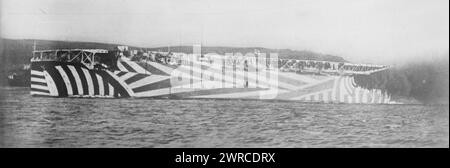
<box><xmin>0</xmin><ymin>87</ymin><xmax>448</xmax><ymax>148</ymax></box>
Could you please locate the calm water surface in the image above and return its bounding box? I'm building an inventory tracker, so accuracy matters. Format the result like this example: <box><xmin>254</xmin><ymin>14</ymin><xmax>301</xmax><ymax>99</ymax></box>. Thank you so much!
<box><xmin>0</xmin><ymin>87</ymin><xmax>448</xmax><ymax>147</ymax></box>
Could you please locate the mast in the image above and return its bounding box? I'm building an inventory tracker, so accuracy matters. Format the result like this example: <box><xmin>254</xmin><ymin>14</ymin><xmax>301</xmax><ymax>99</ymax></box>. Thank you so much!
<box><xmin>32</xmin><ymin>40</ymin><xmax>37</xmax><ymax>57</ymax></box>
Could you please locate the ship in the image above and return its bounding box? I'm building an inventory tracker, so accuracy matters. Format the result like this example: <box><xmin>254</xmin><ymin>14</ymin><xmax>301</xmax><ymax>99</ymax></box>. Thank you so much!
<box><xmin>30</xmin><ymin>45</ymin><xmax>392</xmax><ymax>104</ymax></box>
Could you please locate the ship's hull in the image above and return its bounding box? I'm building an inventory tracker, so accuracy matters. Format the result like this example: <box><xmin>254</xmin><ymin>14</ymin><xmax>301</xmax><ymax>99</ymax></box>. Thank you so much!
<box><xmin>30</xmin><ymin>59</ymin><xmax>392</xmax><ymax>104</ymax></box>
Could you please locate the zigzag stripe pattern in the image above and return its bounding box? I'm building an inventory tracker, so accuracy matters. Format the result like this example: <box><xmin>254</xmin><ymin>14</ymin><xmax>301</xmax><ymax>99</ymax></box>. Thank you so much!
<box><xmin>117</xmin><ymin>57</ymin><xmax>152</xmax><ymax>74</ymax></box>
<box><xmin>113</xmin><ymin>71</ymin><xmax>171</xmax><ymax>97</ymax></box>
<box><xmin>30</xmin><ymin>60</ymin><xmax>392</xmax><ymax>103</ymax></box>
<box><xmin>286</xmin><ymin>76</ymin><xmax>391</xmax><ymax>104</ymax></box>
<box><xmin>31</xmin><ymin>64</ymin><xmax>132</xmax><ymax>98</ymax></box>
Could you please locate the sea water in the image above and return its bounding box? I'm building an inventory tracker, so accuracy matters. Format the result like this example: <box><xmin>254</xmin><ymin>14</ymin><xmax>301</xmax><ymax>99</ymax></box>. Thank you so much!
<box><xmin>0</xmin><ymin>87</ymin><xmax>448</xmax><ymax>147</ymax></box>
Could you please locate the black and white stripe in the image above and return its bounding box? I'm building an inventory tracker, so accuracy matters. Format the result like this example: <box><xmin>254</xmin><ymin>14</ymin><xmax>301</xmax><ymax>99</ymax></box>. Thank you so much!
<box><xmin>30</xmin><ymin>70</ymin><xmax>51</xmax><ymax>96</ymax></box>
<box><xmin>117</xmin><ymin>57</ymin><xmax>151</xmax><ymax>74</ymax></box>
<box><xmin>37</xmin><ymin>64</ymin><xmax>132</xmax><ymax>98</ymax></box>
<box><xmin>63</xmin><ymin>65</ymin><xmax>116</xmax><ymax>97</ymax></box>
<box><xmin>113</xmin><ymin>71</ymin><xmax>171</xmax><ymax>97</ymax></box>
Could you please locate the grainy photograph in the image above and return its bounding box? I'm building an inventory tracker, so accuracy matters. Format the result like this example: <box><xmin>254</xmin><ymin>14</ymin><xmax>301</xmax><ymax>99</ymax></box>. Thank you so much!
<box><xmin>0</xmin><ymin>0</ymin><xmax>448</xmax><ymax>148</ymax></box>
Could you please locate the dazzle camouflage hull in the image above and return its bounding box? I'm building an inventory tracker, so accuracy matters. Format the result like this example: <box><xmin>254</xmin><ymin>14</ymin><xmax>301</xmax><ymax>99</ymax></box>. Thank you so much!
<box><xmin>31</xmin><ymin>51</ymin><xmax>392</xmax><ymax>104</ymax></box>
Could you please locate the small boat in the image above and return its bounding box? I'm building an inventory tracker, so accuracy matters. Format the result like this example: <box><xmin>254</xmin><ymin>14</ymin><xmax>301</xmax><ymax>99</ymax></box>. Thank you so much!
<box><xmin>7</xmin><ymin>64</ymin><xmax>30</xmax><ymax>87</ymax></box>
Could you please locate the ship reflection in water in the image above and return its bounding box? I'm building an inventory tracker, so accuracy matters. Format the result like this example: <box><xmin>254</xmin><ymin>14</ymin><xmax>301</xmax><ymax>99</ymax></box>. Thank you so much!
<box><xmin>0</xmin><ymin>87</ymin><xmax>448</xmax><ymax>147</ymax></box>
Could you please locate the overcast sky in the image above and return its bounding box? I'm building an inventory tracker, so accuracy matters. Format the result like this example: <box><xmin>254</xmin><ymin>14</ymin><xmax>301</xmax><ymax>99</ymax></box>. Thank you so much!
<box><xmin>1</xmin><ymin>0</ymin><xmax>448</xmax><ymax>64</ymax></box>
